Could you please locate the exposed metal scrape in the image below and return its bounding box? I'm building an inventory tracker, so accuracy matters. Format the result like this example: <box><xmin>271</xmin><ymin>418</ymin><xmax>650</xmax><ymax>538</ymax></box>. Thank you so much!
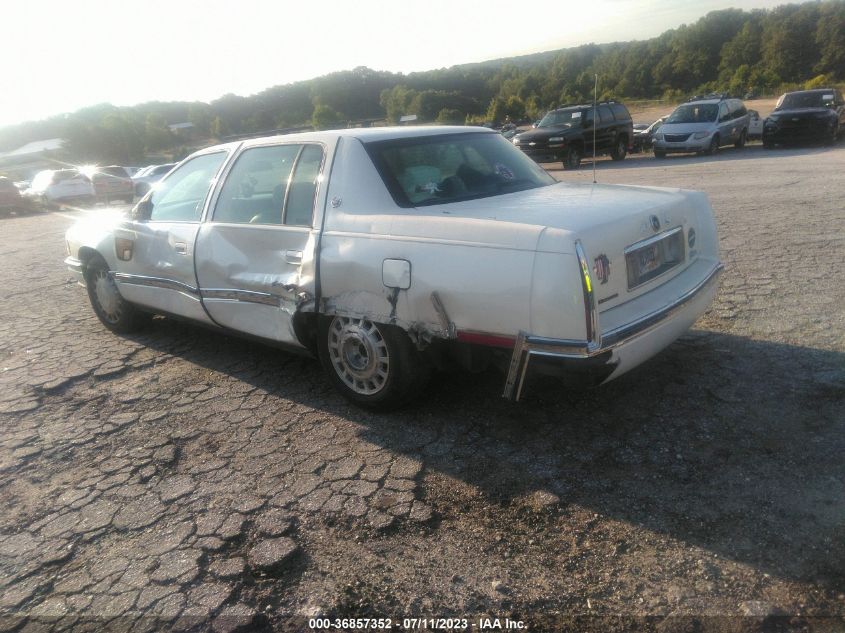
<box><xmin>430</xmin><ymin>291</ymin><xmax>456</xmax><ymax>338</ymax></box>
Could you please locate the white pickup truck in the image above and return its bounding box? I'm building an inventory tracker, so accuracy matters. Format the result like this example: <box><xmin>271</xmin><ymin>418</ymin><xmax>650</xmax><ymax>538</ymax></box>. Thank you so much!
<box><xmin>65</xmin><ymin>126</ymin><xmax>722</xmax><ymax>409</ymax></box>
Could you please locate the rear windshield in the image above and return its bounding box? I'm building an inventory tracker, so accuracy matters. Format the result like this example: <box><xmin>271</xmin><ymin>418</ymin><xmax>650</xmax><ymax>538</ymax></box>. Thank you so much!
<box><xmin>667</xmin><ymin>104</ymin><xmax>718</xmax><ymax>124</ymax></box>
<box><xmin>367</xmin><ymin>132</ymin><xmax>555</xmax><ymax>208</ymax></box>
<box><xmin>777</xmin><ymin>92</ymin><xmax>835</xmax><ymax>110</ymax></box>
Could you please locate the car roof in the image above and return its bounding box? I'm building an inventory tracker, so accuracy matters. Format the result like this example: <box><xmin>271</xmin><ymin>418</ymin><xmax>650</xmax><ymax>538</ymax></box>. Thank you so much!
<box><xmin>783</xmin><ymin>88</ymin><xmax>835</xmax><ymax>95</ymax></box>
<box><xmin>230</xmin><ymin>125</ymin><xmax>497</xmax><ymax>150</ymax></box>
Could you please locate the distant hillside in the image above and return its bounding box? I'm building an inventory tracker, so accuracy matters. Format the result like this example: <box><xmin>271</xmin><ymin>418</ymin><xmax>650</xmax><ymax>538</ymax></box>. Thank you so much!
<box><xmin>1</xmin><ymin>0</ymin><xmax>843</xmax><ymax>166</ymax></box>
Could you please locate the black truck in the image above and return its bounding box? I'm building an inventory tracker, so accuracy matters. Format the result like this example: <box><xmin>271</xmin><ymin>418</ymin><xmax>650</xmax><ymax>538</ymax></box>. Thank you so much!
<box><xmin>512</xmin><ymin>101</ymin><xmax>634</xmax><ymax>170</ymax></box>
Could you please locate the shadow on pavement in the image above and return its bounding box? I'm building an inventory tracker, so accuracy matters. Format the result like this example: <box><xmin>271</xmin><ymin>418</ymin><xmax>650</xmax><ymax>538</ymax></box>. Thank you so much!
<box><xmin>124</xmin><ymin>318</ymin><xmax>845</xmax><ymax>594</ymax></box>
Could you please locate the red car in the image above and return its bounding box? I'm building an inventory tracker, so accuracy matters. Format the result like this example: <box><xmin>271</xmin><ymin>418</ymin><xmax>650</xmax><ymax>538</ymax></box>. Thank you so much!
<box><xmin>0</xmin><ymin>177</ymin><xmax>31</xmax><ymax>215</ymax></box>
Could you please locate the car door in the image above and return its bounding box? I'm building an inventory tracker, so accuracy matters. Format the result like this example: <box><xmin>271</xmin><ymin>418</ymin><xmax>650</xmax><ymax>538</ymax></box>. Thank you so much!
<box><xmin>717</xmin><ymin>102</ymin><xmax>735</xmax><ymax>145</ymax></box>
<box><xmin>112</xmin><ymin>150</ymin><xmax>231</xmax><ymax>324</ymax></box>
<box><xmin>194</xmin><ymin>142</ymin><xmax>325</xmax><ymax>346</ymax></box>
<box><xmin>597</xmin><ymin>105</ymin><xmax>616</xmax><ymax>152</ymax></box>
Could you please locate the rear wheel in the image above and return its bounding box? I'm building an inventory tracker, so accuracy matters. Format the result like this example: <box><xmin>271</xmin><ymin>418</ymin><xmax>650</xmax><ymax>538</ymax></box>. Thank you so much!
<box><xmin>318</xmin><ymin>316</ymin><xmax>429</xmax><ymax>410</ymax></box>
<box><xmin>562</xmin><ymin>146</ymin><xmax>582</xmax><ymax>170</ymax></box>
<box><xmin>84</xmin><ymin>256</ymin><xmax>150</xmax><ymax>333</ymax></box>
<box><xmin>734</xmin><ymin>130</ymin><xmax>747</xmax><ymax>148</ymax></box>
<box><xmin>610</xmin><ymin>138</ymin><xmax>627</xmax><ymax>161</ymax></box>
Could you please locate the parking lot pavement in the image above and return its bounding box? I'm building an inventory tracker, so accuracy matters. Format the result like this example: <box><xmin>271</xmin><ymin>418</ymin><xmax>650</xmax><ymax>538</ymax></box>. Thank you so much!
<box><xmin>1</xmin><ymin>144</ymin><xmax>844</xmax><ymax>631</ymax></box>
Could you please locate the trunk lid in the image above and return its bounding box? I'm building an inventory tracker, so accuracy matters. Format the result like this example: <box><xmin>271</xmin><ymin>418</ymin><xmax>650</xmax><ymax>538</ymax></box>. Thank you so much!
<box><xmin>414</xmin><ymin>181</ymin><xmax>699</xmax><ymax>311</ymax></box>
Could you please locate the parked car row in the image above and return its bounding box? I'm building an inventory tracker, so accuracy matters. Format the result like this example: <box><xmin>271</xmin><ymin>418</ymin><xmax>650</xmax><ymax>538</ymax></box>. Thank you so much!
<box><xmin>513</xmin><ymin>88</ymin><xmax>844</xmax><ymax>169</ymax></box>
<box><xmin>3</xmin><ymin>162</ymin><xmax>177</xmax><ymax>212</ymax></box>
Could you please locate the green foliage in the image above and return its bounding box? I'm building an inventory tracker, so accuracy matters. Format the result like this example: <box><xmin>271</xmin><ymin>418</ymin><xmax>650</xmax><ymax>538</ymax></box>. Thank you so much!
<box><xmin>435</xmin><ymin>108</ymin><xmax>464</xmax><ymax>124</ymax></box>
<box><xmin>1</xmin><ymin>0</ymin><xmax>843</xmax><ymax>163</ymax></box>
<box><xmin>311</xmin><ymin>104</ymin><xmax>344</xmax><ymax>131</ymax></box>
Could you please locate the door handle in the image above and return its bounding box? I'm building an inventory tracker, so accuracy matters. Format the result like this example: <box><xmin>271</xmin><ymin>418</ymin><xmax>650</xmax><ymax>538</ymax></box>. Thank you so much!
<box><xmin>174</xmin><ymin>242</ymin><xmax>188</xmax><ymax>255</ymax></box>
<box><xmin>285</xmin><ymin>250</ymin><xmax>302</xmax><ymax>265</ymax></box>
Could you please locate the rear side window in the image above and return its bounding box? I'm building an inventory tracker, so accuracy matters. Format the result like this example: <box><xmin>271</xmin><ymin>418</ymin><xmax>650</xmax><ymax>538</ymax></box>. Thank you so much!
<box><xmin>610</xmin><ymin>104</ymin><xmax>630</xmax><ymax>121</ymax></box>
<box><xmin>284</xmin><ymin>145</ymin><xmax>323</xmax><ymax>227</ymax></box>
<box><xmin>598</xmin><ymin>105</ymin><xmax>613</xmax><ymax>123</ymax></box>
<box><xmin>213</xmin><ymin>144</ymin><xmax>323</xmax><ymax>226</ymax></box>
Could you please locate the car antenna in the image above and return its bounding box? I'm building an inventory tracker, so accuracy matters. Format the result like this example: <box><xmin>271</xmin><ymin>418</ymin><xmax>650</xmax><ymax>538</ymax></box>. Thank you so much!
<box><xmin>593</xmin><ymin>74</ymin><xmax>598</xmax><ymax>184</ymax></box>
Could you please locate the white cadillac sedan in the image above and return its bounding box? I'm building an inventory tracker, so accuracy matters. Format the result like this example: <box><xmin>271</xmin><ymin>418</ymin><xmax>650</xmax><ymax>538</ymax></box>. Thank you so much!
<box><xmin>65</xmin><ymin>126</ymin><xmax>723</xmax><ymax>409</ymax></box>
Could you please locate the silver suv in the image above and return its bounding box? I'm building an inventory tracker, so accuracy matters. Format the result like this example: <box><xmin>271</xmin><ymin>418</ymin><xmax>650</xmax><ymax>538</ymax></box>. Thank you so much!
<box><xmin>653</xmin><ymin>96</ymin><xmax>750</xmax><ymax>157</ymax></box>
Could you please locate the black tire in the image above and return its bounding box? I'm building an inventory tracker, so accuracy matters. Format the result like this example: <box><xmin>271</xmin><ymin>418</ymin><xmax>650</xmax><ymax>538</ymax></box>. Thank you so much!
<box><xmin>705</xmin><ymin>135</ymin><xmax>720</xmax><ymax>156</ymax></box>
<box><xmin>654</xmin><ymin>150</ymin><xmax>666</xmax><ymax>159</ymax></box>
<box><xmin>562</xmin><ymin>145</ymin><xmax>582</xmax><ymax>170</ymax></box>
<box><xmin>734</xmin><ymin>130</ymin><xmax>747</xmax><ymax>149</ymax></box>
<box><xmin>825</xmin><ymin>124</ymin><xmax>838</xmax><ymax>146</ymax></box>
<box><xmin>84</xmin><ymin>256</ymin><xmax>150</xmax><ymax>333</ymax></box>
<box><xmin>318</xmin><ymin>315</ymin><xmax>429</xmax><ymax>410</ymax></box>
<box><xmin>610</xmin><ymin>138</ymin><xmax>627</xmax><ymax>161</ymax></box>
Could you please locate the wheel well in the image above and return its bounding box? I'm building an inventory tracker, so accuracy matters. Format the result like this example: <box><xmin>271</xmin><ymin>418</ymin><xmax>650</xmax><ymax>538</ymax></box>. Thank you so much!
<box><xmin>77</xmin><ymin>247</ymin><xmax>104</xmax><ymax>275</ymax></box>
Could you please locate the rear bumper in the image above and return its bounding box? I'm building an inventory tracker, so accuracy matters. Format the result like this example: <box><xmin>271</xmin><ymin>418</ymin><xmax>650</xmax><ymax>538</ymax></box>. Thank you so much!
<box><xmin>503</xmin><ymin>260</ymin><xmax>723</xmax><ymax>400</ymax></box>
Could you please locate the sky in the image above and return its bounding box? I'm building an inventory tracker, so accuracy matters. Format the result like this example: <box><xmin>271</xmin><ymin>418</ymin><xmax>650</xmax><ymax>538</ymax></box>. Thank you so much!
<box><xmin>0</xmin><ymin>0</ymin><xmax>802</xmax><ymax>128</ymax></box>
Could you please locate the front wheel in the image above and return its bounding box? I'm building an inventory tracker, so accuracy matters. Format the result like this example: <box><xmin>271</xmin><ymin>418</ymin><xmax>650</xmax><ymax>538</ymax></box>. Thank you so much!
<box><xmin>610</xmin><ymin>138</ymin><xmax>627</xmax><ymax>161</ymax></box>
<box><xmin>318</xmin><ymin>316</ymin><xmax>429</xmax><ymax>410</ymax></box>
<box><xmin>734</xmin><ymin>130</ymin><xmax>747</xmax><ymax>149</ymax></box>
<box><xmin>84</xmin><ymin>256</ymin><xmax>150</xmax><ymax>333</ymax></box>
<box><xmin>705</xmin><ymin>135</ymin><xmax>720</xmax><ymax>156</ymax></box>
<box><xmin>562</xmin><ymin>146</ymin><xmax>582</xmax><ymax>170</ymax></box>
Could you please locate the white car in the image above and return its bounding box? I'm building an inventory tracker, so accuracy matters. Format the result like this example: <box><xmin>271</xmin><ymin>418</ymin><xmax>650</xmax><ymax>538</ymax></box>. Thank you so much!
<box><xmin>65</xmin><ymin>127</ymin><xmax>723</xmax><ymax>409</ymax></box>
<box><xmin>747</xmin><ymin>109</ymin><xmax>765</xmax><ymax>140</ymax></box>
<box><xmin>25</xmin><ymin>169</ymin><xmax>96</xmax><ymax>207</ymax></box>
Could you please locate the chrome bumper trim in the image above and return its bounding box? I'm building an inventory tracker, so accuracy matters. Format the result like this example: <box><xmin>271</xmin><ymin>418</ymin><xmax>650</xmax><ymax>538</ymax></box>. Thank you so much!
<box><xmin>502</xmin><ymin>262</ymin><xmax>724</xmax><ymax>401</ymax></box>
<box><xmin>65</xmin><ymin>256</ymin><xmax>83</xmax><ymax>274</ymax></box>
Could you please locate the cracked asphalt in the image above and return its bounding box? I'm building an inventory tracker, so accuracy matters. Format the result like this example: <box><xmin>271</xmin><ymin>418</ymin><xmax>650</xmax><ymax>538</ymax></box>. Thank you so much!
<box><xmin>1</xmin><ymin>143</ymin><xmax>844</xmax><ymax>632</ymax></box>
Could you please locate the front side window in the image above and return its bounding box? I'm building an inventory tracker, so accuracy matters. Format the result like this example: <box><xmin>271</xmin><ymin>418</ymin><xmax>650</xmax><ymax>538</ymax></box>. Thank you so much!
<box><xmin>598</xmin><ymin>105</ymin><xmax>614</xmax><ymax>123</ymax></box>
<box><xmin>368</xmin><ymin>132</ymin><xmax>555</xmax><ymax>208</ymax></box>
<box><xmin>148</xmin><ymin>152</ymin><xmax>227</xmax><ymax>222</ymax></box>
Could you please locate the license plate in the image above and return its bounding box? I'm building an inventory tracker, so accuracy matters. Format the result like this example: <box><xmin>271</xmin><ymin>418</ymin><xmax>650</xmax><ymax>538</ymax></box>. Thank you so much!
<box><xmin>625</xmin><ymin>229</ymin><xmax>685</xmax><ymax>290</ymax></box>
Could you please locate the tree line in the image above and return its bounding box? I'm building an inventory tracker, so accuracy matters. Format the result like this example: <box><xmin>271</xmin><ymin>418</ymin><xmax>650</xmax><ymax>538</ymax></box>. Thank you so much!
<box><xmin>1</xmin><ymin>0</ymin><xmax>842</xmax><ymax>165</ymax></box>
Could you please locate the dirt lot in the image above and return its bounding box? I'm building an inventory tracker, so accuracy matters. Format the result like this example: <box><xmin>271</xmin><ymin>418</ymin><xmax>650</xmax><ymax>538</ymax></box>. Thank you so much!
<box><xmin>1</xmin><ymin>143</ymin><xmax>844</xmax><ymax>632</ymax></box>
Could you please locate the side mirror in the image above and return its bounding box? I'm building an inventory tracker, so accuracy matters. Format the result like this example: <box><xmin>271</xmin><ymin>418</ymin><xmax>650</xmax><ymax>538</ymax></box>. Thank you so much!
<box><xmin>133</xmin><ymin>196</ymin><xmax>153</xmax><ymax>221</ymax></box>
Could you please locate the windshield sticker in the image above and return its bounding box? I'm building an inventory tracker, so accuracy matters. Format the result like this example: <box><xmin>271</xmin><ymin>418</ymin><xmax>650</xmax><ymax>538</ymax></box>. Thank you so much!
<box><xmin>494</xmin><ymin>163</ymin><xmax>515</xmax><ymax>180</ymax></box>
<box><xmin>823</xmin><ymin>94</ymin><xmax>834</xmax><ymax>100</ymax></box>
<box><xmin>571</xmin><ymin>111</ymin><xmax>582</xmax><ymax>118</ymax></box>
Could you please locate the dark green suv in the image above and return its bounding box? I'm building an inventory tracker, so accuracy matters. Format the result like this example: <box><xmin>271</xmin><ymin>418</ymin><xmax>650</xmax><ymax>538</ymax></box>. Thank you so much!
<box><xmin>512</xmin><ymin>101</ymin><xmax>634</xmax><ymax>170</ymax></box>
